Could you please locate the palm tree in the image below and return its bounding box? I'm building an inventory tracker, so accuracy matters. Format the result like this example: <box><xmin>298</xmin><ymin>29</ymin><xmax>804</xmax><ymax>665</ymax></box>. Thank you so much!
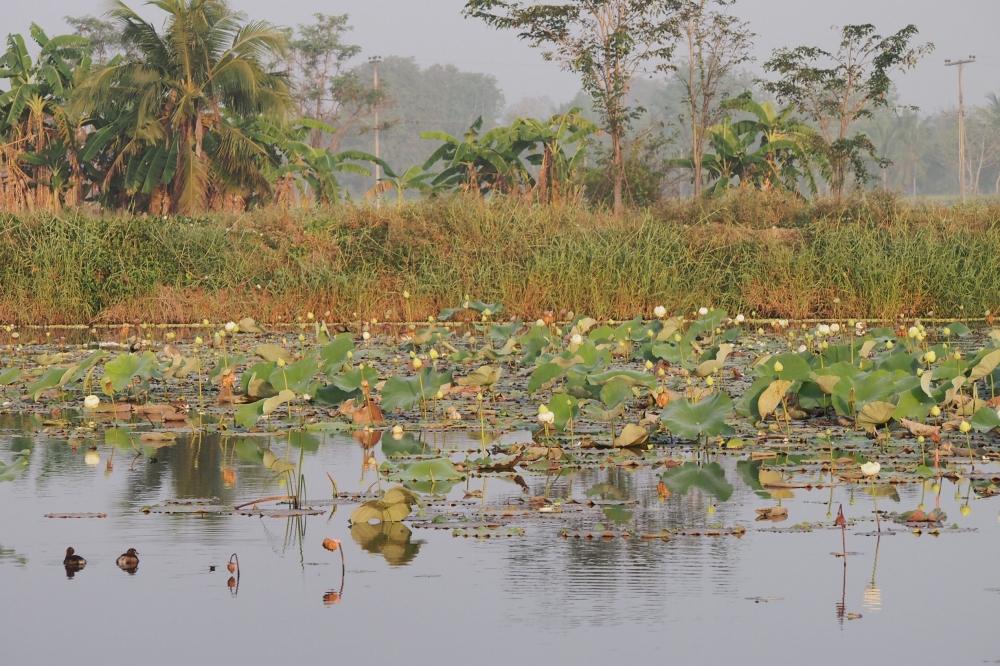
<box><xmin>74</xmin><ymin>0</ymin><xmax>292</xmax><ymax>213</ymax></box>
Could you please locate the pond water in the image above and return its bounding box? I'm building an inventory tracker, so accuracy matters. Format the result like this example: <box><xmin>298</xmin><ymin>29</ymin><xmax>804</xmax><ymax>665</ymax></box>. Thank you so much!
<box><xmin>2</xmin><ymin>422</ymin><xmax>998</xmax><ymax>665</ymax></box>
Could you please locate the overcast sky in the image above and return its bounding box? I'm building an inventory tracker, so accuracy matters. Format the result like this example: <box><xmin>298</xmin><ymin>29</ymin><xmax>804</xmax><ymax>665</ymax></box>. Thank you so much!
<box><xmin>12</xmin><ymin>0</ymin><xmax>1000</xmax><ymax>112</ymax></box>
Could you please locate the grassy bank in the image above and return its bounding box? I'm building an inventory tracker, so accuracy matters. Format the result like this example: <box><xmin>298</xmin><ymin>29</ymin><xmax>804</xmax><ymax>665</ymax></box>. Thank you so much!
<box><xmin>2</xmin><ymin>192</ymin><xmax>999</xmax><ymax>325</ymax></box>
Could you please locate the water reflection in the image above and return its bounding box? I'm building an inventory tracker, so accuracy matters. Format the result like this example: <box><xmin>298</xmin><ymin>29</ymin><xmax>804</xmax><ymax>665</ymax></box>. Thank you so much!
<box><xmin>351</xmin><ymin>522</ymin><xmax>423</xmax><ymax>566</ymax></box>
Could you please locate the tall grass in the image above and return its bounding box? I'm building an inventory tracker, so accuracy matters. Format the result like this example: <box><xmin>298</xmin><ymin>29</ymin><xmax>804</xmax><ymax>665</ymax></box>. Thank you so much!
<box><xmin>1</xmin><ymin>191</ymin><xmax>998</xmax><ymax>324</ymax></box>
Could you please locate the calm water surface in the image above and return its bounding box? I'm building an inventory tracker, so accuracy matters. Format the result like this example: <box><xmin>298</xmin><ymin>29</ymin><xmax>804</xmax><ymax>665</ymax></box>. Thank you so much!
<box><xmin>1</xmin><ymin>416</ymin><xmax>998</xmax><ymax>665</ymax></box>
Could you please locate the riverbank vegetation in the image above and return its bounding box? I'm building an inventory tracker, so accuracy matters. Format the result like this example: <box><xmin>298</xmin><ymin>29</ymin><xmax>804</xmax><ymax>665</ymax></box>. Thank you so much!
<box><xmin>2</xmin><ymin>192</ymin><xmax>998</xmax><ymax>325</ymax></box>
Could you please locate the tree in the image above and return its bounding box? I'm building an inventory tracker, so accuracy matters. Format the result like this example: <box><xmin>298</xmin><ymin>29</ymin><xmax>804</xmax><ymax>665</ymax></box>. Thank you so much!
<box><xmin>285</xmin><ymin>14</ymin><xmax>380</xmax><ymax>150</ymax></box>
<box><xmin>676</xmin><ymin>0</ymin><xmax>754</xmax><ymax>197</ymax></box>
<box><xmin>0</xmin><ymin>25</ymin><xmax>91</xmax><ymax>211</ymax></box>
<box><xmin>74</xmin><ymin>0</ymin><xmax>292</xmax><ymax>213</ymax></box>
<box><xmin>672</xmin><ymin>93</ymin><xmax>825</xmax><ymax>195</ymax></box>
<box><xmin>64</xmin><ymin>15</ymin><xmax>135</xmax><ymax>63</ymax></box>
<box><xmin>763</xmin><ymin>24</ymin><xmax>933</xmax><ymax>199</ymax></box>
<box><xmin>463</xmin><ymin>0</ymin><xmax>682</xmax><ymax>214</ymax></box>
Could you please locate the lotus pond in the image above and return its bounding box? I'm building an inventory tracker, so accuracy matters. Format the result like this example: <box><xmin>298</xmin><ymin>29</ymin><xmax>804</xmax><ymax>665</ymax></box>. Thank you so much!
<box><xmin>1</xmin><ymin>307</ymin><xmax>999</xmax><ymax>665</ymax></box>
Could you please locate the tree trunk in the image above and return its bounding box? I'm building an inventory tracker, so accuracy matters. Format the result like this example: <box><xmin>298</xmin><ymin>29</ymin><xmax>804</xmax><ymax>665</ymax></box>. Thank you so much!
<box><xmin>612</xmin><ymin>130</ymin><xmax>624</xmax><ymax>215</ymax></box>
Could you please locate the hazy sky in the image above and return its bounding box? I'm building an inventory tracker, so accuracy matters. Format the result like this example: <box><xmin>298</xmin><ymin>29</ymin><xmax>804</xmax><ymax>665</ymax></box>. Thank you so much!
<box><xmin>12</xmin><ymin>0</ymin><xmax>1000</xmax><ymax>112</ymax></box>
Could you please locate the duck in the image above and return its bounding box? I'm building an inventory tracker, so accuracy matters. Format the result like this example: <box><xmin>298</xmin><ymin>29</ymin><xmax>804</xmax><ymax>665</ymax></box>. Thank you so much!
<box><xmin>116</xmin><ymin>548</ymin><xmax>140</xmax><ymax>573</ymax></box>
<box><xmin>63</xmin><ymin>547</ymin><xmax>87</xmax><ymax>568</ymax></box>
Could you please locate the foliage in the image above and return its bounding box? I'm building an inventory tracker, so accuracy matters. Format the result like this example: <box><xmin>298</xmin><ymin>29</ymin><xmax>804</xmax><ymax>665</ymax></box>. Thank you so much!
<box><xmin>763</xmin><ymin>24</ymin><xmax>934</xmax><ymax>198</ymax></box>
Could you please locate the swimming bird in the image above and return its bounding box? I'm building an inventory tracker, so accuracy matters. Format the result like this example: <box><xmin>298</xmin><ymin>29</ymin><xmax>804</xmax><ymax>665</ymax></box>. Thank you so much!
<box><xmin>63</xmin><ymin>547</ymin><xmax>87</xmax><ymax>577</ymax></box>
<box><xmin>63</xmin><ymin>547</ymin><xmax>86</xmax><ymax>567</ymax></box>
<box><xmin>116</xmin><ymin>548</ymin><xmax>139</xmax><ymax>573</ymax></box>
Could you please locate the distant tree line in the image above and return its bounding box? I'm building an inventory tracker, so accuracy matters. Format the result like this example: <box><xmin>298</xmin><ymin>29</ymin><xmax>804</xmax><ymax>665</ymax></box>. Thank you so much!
<box><xmin>0</xmin><ymin>0</ymin><xmax>993</xmax><ymax>215</ymax></box>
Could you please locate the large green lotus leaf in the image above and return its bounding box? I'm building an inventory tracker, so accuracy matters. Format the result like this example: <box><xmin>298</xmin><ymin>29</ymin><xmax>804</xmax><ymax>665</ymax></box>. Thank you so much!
<box><xmin>59</xmin><ymin>351</ymin><xmax>106</xmax><ymax>387</ymax></box>
<box><xmin>101</xmin><ymin>351</ymin><xmax>158</xmax><ymax>395</ymax></box>
<box><xmin>329</xmin><ymin>365</ymin><xmax>379</xmax><ymax>392</ymax></box>
<box><xmin>660</xmin><ymin>392</ymin><xmax>734</xmax><ymax>441</ymax></box>
<box><xmin>320</xmin><ymin>333</ymin><xmax>355</xmax><ymax>370</ymax></box>
<box><xmin>397</xmin><ymin>458</ymin><xmax>463</xmax><ymax>482</ymax></box>
<box><xmin>268</xmin><ymin>355</ymin><xmax>319</xmax><ymax>393</ymax></box>
<box><xmin>528</xmin><ymin>362</ymin><xmax>565</xmax><ymax>393</ymax></box>
<box><xmin>586</xmin><ymin>369</ymin><xmax>655</xmax><ymax>388</ymax></box>
<box><xmin>545</xmin><ymin>392</ymin><xmax>579</xmax><ymax>431</ymax></box>
<box><xmin>758</xmin><ymin>352</ymin><xmax>811</xmax><ymax>381</ymax></box>
<box><xmin>235</xmin><ymin>389</ymin><xmax>296</xmax><ymax>429</ymax></box>
<box><xmin>971</xmin><ymin>406</ymin><xmax>1000</xmax><ymax>432</ymax></box>
<box><xmin>599</xmin><ymin>377</ymin><xmax>633</xmax><ymax>409</ymax></box>
<box><xmin>241</xmin><ymin>361</ymin><xmax>276</xmax><ymax>395</ymax></box>
<box><xmin>660</xmin><ymin>462</ymin><xmax>734</xmax><ymax>502</ymax></box>
<box><xmin>27</xmin><ymin>367</ymin><xmax>67</xmax><ymax>401</ymax></box>
<box><xmin>381</xmin><ymin>369</ymin><xmax>452</xmax><ymax>411</ymax></box>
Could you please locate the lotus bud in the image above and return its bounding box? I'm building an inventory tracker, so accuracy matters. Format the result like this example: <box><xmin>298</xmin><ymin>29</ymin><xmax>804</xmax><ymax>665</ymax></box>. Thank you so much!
<box><xmin>923</xmin><ymin>351</ymin><xmax>937</xmax><ymax>364</ymax></box>
<box><xmin>959</xmin><ymin>421</ymin><xmax>972</xmax><ymax>433</ymax></box>
<box><xmin>930</xmin><ymin>405</ymin><xmax>941</xmax><ymax>417</ymax></box>
<box><xmin>412</xmin><ymin>358</ymin><xmax>423</xmax><ymax>370</ymax></box>
<box><xmin>773</xmin><ymin>361</ymin><xmax>784</xmax><ymax>373</ymax></box>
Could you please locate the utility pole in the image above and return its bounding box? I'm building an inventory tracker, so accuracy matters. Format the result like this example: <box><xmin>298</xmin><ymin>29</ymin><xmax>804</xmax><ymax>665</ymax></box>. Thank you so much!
<box><xmin>369</xmin><ymin>55</ymin><xmax>383</xmax><ymax>207</ymax></box>
<box><xmin>945</xmin><ymin>56</ymin><xmax>975</xmax><ymax>203</ymax></box>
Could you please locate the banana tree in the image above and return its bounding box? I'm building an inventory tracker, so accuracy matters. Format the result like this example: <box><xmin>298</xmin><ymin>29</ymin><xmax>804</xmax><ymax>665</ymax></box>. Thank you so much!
<box><xmin>421</xmin><ymin>117</ymin><xmax>534</xmax><ymax>195</ymax></box>
<box><xmin>672</xmin><ymin>93</ymin><xmax>826</xmax><ymax>195</ymax></box>
<box><xmin>510</xmin><ymin>109</ymin><xmax>597</xmax><ymax>203</ymax></box>
<box><xmin>0</xmin><ymin>25</ymin><xmax>90</xmax><ymax>210</ymax></box>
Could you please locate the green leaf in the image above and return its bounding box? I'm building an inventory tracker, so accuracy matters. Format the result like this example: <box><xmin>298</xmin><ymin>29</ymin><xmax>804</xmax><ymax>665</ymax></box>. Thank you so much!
<box><xmin>660</xmin><ymin>392</ymin><xmax>735</xmax><ymax>441</ymax></box>
<box><xmin>381</xmin><ymin>369</ymin><xmax>452</xmax><ymax>411</ymax></box>
<box><xmin>27</xmin><ymin>367</ymin><xmax>66</xmax><ymax>401</ymax></box>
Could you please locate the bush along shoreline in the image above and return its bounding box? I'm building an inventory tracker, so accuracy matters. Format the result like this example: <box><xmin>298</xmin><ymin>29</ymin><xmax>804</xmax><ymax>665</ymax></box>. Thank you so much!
<box><xmin>2</xmin><ymin>193</ymin><xmax>999</xmax><ymax>326</ymax></box>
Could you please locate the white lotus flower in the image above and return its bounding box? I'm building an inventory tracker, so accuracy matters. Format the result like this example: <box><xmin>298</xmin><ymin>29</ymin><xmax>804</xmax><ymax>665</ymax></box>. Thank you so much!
<box><xmin>84</xmin><ymin>449</ymin><xmax>101</xmax><ymax>466</ymax></box>
<box><xmin>735</xmin><ymin>314</ymin><xmax>745</xmax><ymax>324</ymax></box>
<box><xmin>653</xmin><ymin>305</ymin><xmax>667</xmax><ymax>319</ymax></box>
<box><xmin>860</xmin><ymin>461</ymin><xmax>881</xmax><ymax>477</ymax></box>
<box><xmin>817</xmin><ymin>324</ymin><xmax>831</xmax><ymax>336</ymax></box>
<box><xmin>698</xmin><ymin>307</ymin><xmax>709</xmax><ymax>316</ymax></box>
<box><xmin>830</xmin><ymin>323</ymin><xmax>841</xmax><ymax>333</ymax></box>
<box><xmin>83</xmin><ymin>395</ymin><xmax>100</xmax><ymax>410</ymax></box>
<box><xmin>570</xmin><ymin>333</ymin><xmax>583</xmax><ymax>345</ymax></box>
<box><xmin>224</xmin><ymin>321</ymin><xmax>238</xmax><ymax>333</ymax></box>
<box><xmin>537</xmin><ymin>409</ymin><xmax>555</xmax><ymax>425</ymax></box>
